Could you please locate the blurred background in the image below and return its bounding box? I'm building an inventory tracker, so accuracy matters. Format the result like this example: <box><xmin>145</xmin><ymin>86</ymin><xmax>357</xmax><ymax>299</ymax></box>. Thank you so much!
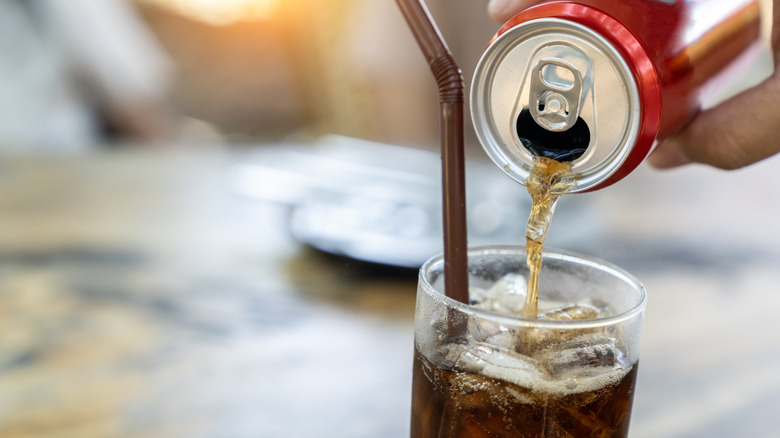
<box><xmin>2</xmin><ymin>0</ymin><xmax>780</xmax><ymax>437</ymax></box>
<box><xmin>0</xmin><ymin>0</ymin><xmax>497</xmax><ymax>151</ymax></box>
<box><xmin>133</xmin><ymin>0</ymin><xmax>495</xmax><ymax>147</ymax></box>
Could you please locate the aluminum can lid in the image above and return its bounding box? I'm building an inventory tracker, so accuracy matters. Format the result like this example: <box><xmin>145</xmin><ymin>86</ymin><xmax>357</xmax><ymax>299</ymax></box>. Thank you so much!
<box><xmin>471</xmin><ymin>18</ymin><xmax>642</xmax><ymax>192</ymax></box>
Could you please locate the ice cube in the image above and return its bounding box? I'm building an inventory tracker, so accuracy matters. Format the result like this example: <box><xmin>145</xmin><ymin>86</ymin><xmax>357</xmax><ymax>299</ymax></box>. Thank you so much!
<box><xmin>432</xmin><ymin>341</ymin><xmax>504</xmax><ymax>373</ymax></box>
<box><xmin>432</xmin><ymin>342</ymin><xmax>469</xmax><ymax>372</ymax></box>
<box><xmin>472</xmin><ymin>273</ymin><xmax>527</xmax><ymax>315</ymax></box>
<box><xmin>467</xmin><ymin>317</ymin><xmax>519</xmax><ymax>357</ymax></box>
<box><xmin>433</xmin><ymin>341</ymin><xmax>542</xmax><ymax>377</ymax></box>
<box><xmin>484</xmin><ymin>330</ymin><xmax>518</xmax><ymax>351</ymax></box>
<box><xmin>534</xmin><ymin>337</ymin><xmax>618</xmax><ymax>375</ymax></box>
<box><xmin>467</xmin><ymin>316</ymin><xmax>505</xmax><ymax>343</ymax></box>
<box><xmin>432</xmin><ymin>342</ymin><xmax>490</xmax><ymax>373</ymax></box>
<box><xmin>456</xmin><ymin>342</ymin><xmax>541</xmax><ymax>377</ymax></box>
<box><xmin>453</xmin><ymin>343</ymin><xmax>493</xmax><ymax>373</ymax></box>
<box><xmin>582</xmin><ymin>297</ymin><xmax>613</xmax><ymax>316</ymax></box>
<box><xmin>539</xmin><ymin>304</ymin><xmax>600</xmax><ymax>321</ymax></box>
<box><xmin>514</xmin><ymin>303</ymin><xmax>606</xmax><ymax>354</ymax></box>
<box><xmin>468</xmin><ymin>286</ymin><xmax>489</xmax><ymax>305</ymax></box>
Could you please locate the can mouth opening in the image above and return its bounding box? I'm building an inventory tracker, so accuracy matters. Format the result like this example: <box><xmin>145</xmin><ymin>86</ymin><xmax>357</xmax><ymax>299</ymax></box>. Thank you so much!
<box><xmin>516</xmin><ymin>108</ymin><xmax>590</xmax><ymax>162</ymax></box>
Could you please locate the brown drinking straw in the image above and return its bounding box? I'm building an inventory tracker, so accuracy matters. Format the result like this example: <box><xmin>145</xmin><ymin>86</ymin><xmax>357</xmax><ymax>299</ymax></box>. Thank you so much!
<box><xmin>396</xmin><ymin>0</ymin><xmax>469</xmax><ymax>304</ymax></box>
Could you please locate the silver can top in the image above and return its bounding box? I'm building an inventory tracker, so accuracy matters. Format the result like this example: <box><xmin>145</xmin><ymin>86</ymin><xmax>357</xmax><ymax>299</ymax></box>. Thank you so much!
<box><xmin>471</xmin><ymin>18</ymin><xmax>641</xmax><ymax>192</ymax></box>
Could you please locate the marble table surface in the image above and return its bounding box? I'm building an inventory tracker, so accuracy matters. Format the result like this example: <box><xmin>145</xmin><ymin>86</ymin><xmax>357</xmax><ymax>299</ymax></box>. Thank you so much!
<box><xmin>1</xmin><ymin>146</ymin><xmax>780</xmax><ymax>437</ymax></box>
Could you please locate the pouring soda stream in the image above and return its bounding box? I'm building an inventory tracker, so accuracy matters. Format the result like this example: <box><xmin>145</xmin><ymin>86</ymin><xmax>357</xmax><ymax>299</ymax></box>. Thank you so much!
<box><xmin>397</xmin><ymin>0</ymin><xmax>765</xmax><ymax>436</ymax></box>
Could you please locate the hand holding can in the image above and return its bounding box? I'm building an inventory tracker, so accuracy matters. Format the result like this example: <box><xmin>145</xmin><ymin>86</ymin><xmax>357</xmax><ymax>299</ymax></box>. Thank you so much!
<box><xmin>486</xmin><ymin>0</ymin><xmax>779</xmax><ymax>172</ymax></box>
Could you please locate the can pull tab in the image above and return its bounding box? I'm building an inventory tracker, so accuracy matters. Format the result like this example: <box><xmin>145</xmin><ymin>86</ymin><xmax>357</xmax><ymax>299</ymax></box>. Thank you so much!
<box><xmin>529</xmin><ymin>58</ymin><xmax>584</xmax><ymax>132</ymax></box>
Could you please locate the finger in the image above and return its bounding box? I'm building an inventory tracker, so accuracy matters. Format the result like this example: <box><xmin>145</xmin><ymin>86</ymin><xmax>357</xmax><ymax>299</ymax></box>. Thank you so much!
<box><xmin>649</xmin><ymin>73</ymin><xmax>780</xmax><ymax>169</ymax></box>
<box><xmin>651</xmin><ymin>0</ymin><xmax>780</xmax><ymax>169</ymax></box>
<box><xmin>487</xmin><ymin>0</ymin><xmax>541</xmax><ymax>23</ymax></box>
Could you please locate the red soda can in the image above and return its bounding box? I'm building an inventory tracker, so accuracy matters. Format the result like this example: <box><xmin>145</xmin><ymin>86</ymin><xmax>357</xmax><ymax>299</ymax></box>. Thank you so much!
<box><xmin>471</xmin><ymin>0</ymin><xmax>763</xmax><ymax>192</ymax></box>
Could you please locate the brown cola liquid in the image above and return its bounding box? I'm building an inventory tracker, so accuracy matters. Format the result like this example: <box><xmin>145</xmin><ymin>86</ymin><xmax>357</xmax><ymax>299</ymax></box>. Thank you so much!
<box><xmin>523</xmin><ymin>156</ymin><xmax>576</xmax><ymax>318</ymax></box>
<box><xmin>410</xmin><ymin>348</ymin><xmax>638</xmax><ymax>437</ymax></box>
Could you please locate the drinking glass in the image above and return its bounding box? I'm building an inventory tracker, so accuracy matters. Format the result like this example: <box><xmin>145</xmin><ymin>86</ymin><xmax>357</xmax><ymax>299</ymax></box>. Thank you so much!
<box><xmin>410</xmin><ymin>245</ymin><xmax>646</xmax><ymax>437</ymax></box>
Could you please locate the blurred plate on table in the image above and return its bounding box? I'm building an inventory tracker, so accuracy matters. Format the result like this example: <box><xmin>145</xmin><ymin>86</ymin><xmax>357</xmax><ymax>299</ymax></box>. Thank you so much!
<box><xmin>227</xmin><ymin>135</ymin><xmax>601</xmax><ymax>268</ymax></box>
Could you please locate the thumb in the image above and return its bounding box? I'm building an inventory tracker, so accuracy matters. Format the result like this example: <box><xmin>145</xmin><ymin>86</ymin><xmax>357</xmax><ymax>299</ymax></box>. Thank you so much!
<box><xmin>649</xmin><ymin>74</ymin><xmax>780</xmax><ymax>170</ymax></box>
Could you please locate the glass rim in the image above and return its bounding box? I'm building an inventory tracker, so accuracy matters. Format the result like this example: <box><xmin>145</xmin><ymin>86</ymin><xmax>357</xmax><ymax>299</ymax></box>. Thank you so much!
<box><xmin>418</xmin><ymin>245</ymin><xmax>647</xmax><ymax>329</ymax></box>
